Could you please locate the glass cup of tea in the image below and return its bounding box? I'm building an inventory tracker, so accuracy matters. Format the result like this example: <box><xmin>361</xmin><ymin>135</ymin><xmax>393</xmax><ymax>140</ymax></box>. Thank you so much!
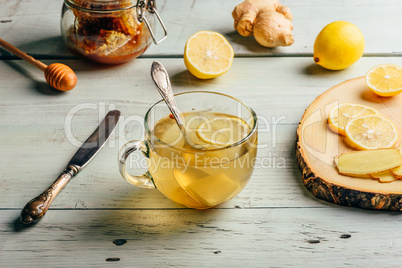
<box><xmin>118</xmin><ymin>91</ymin><xmax>258</xmax><ymax>209</ymax></box>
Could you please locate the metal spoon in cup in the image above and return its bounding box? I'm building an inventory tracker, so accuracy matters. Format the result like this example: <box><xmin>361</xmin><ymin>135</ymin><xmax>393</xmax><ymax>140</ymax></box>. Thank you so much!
<box><xmin>150</xmin><ymin>61</ymin><xmax>204</xmax><ymax>150</ymax></box>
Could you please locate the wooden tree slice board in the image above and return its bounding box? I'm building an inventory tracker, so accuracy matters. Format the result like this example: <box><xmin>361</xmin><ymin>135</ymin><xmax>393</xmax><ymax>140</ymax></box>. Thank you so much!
<box><xmin>296</xmin><ymin>77</ymin><xmax>402</xmax><ymax>211</ymax></box>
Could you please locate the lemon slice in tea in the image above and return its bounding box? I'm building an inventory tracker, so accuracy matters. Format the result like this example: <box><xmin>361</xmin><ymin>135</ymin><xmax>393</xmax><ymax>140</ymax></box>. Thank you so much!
<box><xmin>196</xmin><ymin>117</ymin><xmax>250</xmax><ymax>146</ymax></box>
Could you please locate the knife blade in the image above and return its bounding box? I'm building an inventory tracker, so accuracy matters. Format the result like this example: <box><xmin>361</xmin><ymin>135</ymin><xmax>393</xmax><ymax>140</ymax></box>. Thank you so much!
<box><xmin>20</xmin><ymin>110</ymin><xmax>121</xmax><ymax>224</ymax></box>
<box><xmin>68</xmin><ymin>110</ymin><xmax>121</xmax><ymax>169</ymax></box>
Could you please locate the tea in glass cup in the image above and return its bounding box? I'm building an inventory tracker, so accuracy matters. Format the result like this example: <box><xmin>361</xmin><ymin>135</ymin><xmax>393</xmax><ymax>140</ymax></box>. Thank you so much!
<box><xmin>119</xmin><ymin>91</ymin><xmax>258</xmax><ymax>209</ymax></box>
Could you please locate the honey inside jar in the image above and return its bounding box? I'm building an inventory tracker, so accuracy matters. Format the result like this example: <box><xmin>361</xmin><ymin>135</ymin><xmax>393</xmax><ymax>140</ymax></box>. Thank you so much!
<box><xmin>61</xmin><ymin>0</ymin><xmax>154</xmax><ymax>64</ymax></box>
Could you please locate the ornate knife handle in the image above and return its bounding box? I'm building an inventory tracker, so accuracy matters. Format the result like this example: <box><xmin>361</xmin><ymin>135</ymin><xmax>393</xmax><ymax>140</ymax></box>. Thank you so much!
<box><xmin>20</xmin><ymin>165</ymin><xmax>79</xmax><ymax>224</ymax></box>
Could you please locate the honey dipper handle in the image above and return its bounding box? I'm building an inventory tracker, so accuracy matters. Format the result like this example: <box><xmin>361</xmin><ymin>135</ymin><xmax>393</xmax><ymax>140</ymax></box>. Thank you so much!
<box><xmin>0</xmin><ymin>38</ymin><xmax>47</xmax><ymax>72</ymax></box>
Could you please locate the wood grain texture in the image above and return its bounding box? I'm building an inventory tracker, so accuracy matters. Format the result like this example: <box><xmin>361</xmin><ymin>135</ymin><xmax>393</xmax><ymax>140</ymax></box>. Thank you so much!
<box><xmin>296</xmin><ymin>77</ymin><xmax>402</xmax><ymax>210</ymax></box>
<box><xmin>3</xmin><ymin>208</ymin><xmax>402</xmax><ymax>267</ymax></box>
<box><xmin>0</xmin><ymin>123</ymin><xmax>310</xmax><ymax>209</ymax></box>
<box><xmin>1</xmin><ymin>0</ymin><xmax>402</xmax><ymax>58</ymax></box>
<box><xmin>2</xmin><ymin>57</ymin><xmax>402</xmax><ymax>210</ymax></box>
<box><xmin>2</xmin><ymin>1</ymin><xmax>402</xmax><ymax>266</ymax></box>
<box><xmin>3</xmin><ymin>57</ymin><xmax>402</xmax><ymax>124</ymax></box>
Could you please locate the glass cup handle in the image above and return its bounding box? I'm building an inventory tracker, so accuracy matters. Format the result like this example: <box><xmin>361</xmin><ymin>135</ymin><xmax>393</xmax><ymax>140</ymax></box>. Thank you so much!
<box><xmin>118</xmin><ymin>140</ymin><xmax>156</xmax><ymax>189</ymax></box>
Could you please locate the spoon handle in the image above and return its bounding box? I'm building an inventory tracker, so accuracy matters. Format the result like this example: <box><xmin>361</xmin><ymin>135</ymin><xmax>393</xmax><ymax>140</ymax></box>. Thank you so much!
<box><xmin>150</xmin><ymin>61</ymin><xmax>184</xmax><ymax>128</ymax></box>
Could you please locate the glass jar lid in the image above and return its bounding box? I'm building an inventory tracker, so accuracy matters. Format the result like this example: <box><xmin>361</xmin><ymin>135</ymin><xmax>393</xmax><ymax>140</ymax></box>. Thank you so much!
<box><xmin>64</xmin><ymin>0</ymin><xmax>167</xmax><ymax>44</ymax></box>
<box><xmin>64</xmin><ymin>0</ymin><xmax>136</xmax><ymax>11</ymax></box>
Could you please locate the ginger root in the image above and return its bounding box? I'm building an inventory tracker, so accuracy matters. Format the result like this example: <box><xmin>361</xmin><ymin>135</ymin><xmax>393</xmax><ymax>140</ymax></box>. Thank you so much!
<box><xmin>232</xmin><ymin>0</ymin><xmax>294</xmax><ymax>47</ymax></box>
<box><xmin>334</xmin><ymin>149</ymin><xmax>402</xmax><ymax>177</ymax></box>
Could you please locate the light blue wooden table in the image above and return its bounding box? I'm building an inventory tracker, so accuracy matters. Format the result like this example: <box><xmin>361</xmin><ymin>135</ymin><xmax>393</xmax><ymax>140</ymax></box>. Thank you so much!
<box><xmin>2</xmin><ymin>0</ymin><xmax>402</xmax><ymax>266</ymax></box>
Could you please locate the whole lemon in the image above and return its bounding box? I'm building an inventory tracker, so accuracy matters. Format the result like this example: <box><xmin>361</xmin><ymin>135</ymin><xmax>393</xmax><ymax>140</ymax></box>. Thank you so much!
<box><xmin>314</xmin><ymin>21</ymin><xmax>365</xmax><ymax>70</ymax></box>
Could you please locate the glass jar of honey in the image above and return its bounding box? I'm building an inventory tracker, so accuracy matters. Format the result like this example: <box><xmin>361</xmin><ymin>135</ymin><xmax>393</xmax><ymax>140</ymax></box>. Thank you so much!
<box><xmin>61</xmin><ymin>0</ymin><xmax>167</xmax><ymax>64</ymax></box>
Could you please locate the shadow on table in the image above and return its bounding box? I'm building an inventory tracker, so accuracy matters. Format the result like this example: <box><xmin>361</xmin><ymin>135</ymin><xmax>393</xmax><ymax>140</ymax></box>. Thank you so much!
<box><xmin>11</xmin><ymin>216</ymin><xmax>39</xmax><ymax>232</ymax></box>
<box><xmin>303</xmin><ymin>63</ymin><xmax>350</xmax><ymax>76</ymax></box>
<box><xmin>0</xmin><ymin>36</ymin><xmax>69</xmax><ymax>59</ymax></box>
<box><xmin>225</xmin><ymin>30</ymin><xmax>276</xmax><ymax>54</ymax></box>
<box><xmin>95</xmin><ymin>186</ymin><xmax>231</xmax><ymax>240</ymax></box>
<box><xmin>77</xmin><ymin>209</ymin><xmax>228</xmax><ymax>245</ymax></box>
<box><xmin>169</xmin><ymin>70</ymin><xmax>216</xmax><ymax>90</ymax></box>
<box><xmin>286</xmin><ymin>141</ymin><xmax>319</xmax><ymax>200</ymax></box>
<box><xmin>66</xmin><ymin>58</ymin><xmax>128</xmax><ymax>72</ymax></box>
<box><xmin>0</xmin><ymin>52</ymin><xmax>67</xmax><ymax>95</ymax></box>
<box><xmin>16</xmin><ymin>36</ymin><xmax>70</xmax><ymax>59</ymax></box>
<box><xmin>169</xmin><ymin>70</ymin><xmax>233</xmax><ymax>92</ymax></box>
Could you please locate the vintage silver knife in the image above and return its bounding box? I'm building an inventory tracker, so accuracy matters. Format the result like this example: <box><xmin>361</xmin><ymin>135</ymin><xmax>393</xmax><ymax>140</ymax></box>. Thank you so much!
<box><xmin>20</xmin><ymin>110</ymin><xmax>121</xmax><ymax>224</ymax></box>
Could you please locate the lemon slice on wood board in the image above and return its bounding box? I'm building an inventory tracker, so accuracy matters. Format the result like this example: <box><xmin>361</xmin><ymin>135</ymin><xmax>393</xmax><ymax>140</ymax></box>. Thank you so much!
<box><xmin>328</xmin><ymin>103</ymin><xmax>379</xmax><ymax>136</ymax></box>
<box><xmin>366</xmin><ymin>64</ymin><xmax>402</xmax><ymax>97</ymax></box>
<box><xmin>345</xmin><ymin>114</ymin><xmax>398</xmax><ymax>150</ymax></box>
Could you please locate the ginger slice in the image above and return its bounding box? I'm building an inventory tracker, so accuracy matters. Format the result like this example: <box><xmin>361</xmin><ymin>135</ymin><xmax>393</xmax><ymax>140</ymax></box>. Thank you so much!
<box><xmin>391</xmin><ymin>166</ymin><xmax>402</xmax><ymax>179</ymax></box>
<box><xmin>370</xmin><ymin>171</ymin><xmax>398</xmax><ymax>183</ymax></box>
<box><xmin>335</xmin><ymin>148</ymin><xmax>402</xmax><ymax>176</ymax></box>
<box><xmin>390</xmin><ymin>145</ymin><xmax>402</xmax><ymax>179</ymax></box>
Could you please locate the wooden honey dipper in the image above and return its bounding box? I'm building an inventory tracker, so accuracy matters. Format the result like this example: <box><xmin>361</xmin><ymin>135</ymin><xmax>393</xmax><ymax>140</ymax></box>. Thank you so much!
<box><xmin>0</xmin><ymin>38</ymin><xmax>77</xmax><ymax>91</ymax></box>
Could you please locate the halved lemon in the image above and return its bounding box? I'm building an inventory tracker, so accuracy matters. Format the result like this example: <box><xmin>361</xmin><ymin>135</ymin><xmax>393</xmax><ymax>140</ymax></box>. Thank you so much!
<box><xmin>345</xmin><ymin>114</ymin><xmax>398</xmax><ymax>150</ymax></box>
<box><xmin>365</xmin><ymin>64</ymin><xmax>402</xmax><ymax>97</ymax></box>
<box><xmin>196</xmin><ymin>117</ymin><xmax>250</xmax><ymax>146</ymax></box>
<box><xmin>328</xmin><ymin>103</ymin><xmax>379</xmax><ymax>136</ymax></box>
<box><xmin>184</xmin><ymin>31</ymin><xmax>234</xmax><ymax>79</ymax></box>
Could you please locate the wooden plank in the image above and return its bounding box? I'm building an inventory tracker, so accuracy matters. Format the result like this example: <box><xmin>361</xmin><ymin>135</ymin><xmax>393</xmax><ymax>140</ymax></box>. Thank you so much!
<box><xmin>1</xmin><ymin>57</ymin><xmax>402</xmax><ymax>125</ymax></box>
<box><xmin>2</xmin><ymin>57</ymin><xmax>402</xmax><ymax>209</ymax></box>
<box><xmin>1</xmin><ymin>0</ymin><xmax>402</xmax><ymax>58</ymax></box>
<box><xmin>1</xmin><ymin>208</ymin><xmax>401</xmax><ymax>267</ymax></box>
<box><xmin>0</xmin><ymin>123</ymin><xmax>315</xmax><ymax>209</ymax></box>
